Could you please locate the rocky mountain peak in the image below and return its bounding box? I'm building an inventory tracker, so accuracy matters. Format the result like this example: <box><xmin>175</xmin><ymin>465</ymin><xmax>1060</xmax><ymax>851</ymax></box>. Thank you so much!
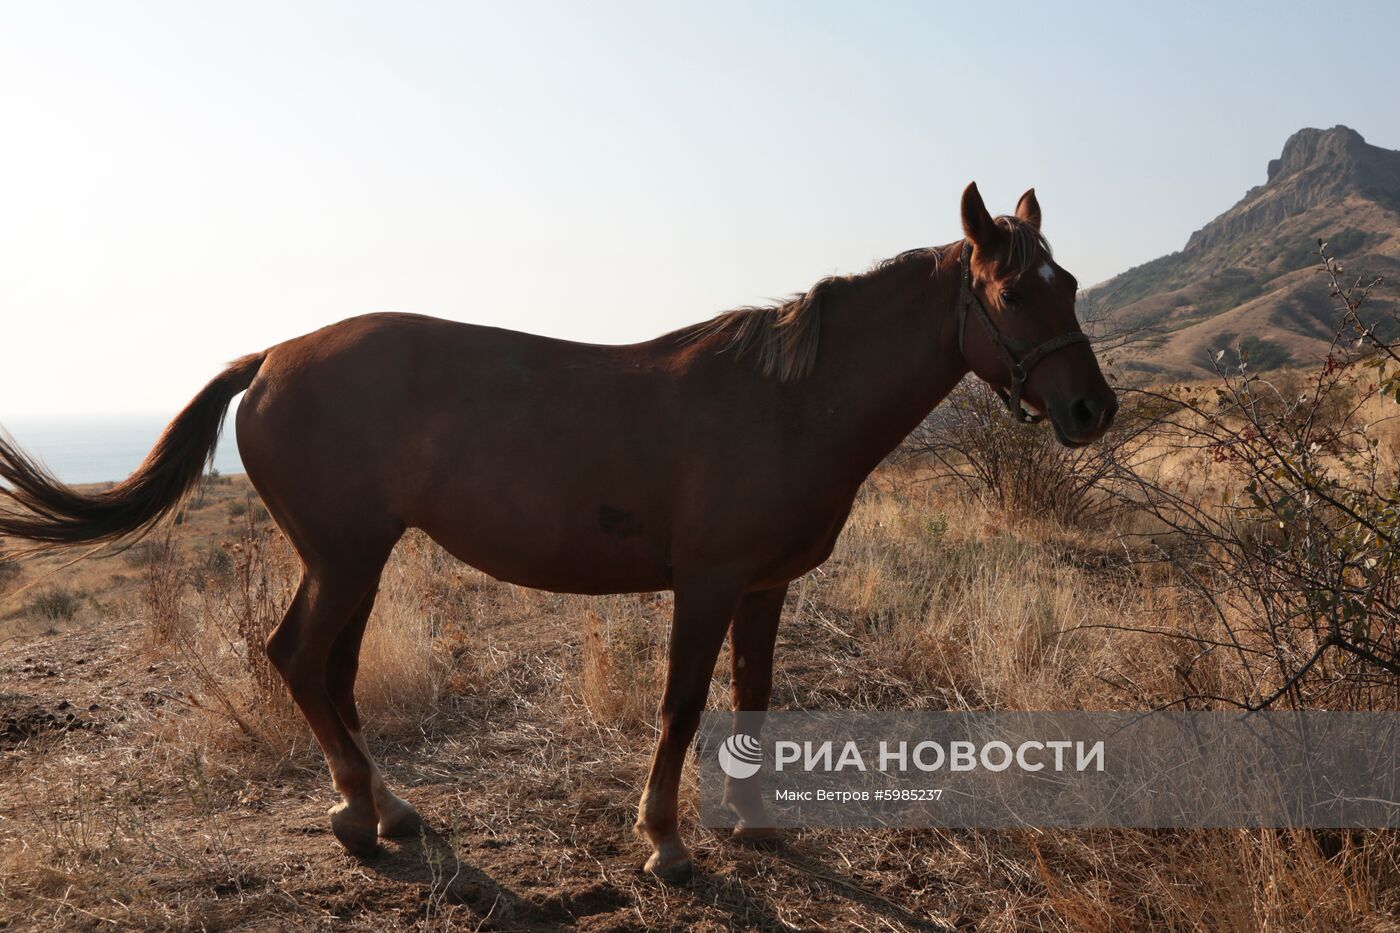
<box><xmin>1266</xmin><ymin>125</ymin><xmax>1369</xmax><ymax>182</ymax></box>
<box><xmin>1184</xmin><ymin>125</ymin><xmax>1400</xmax><ymax>254</ymax></box>
<box><xmin>1081</xmin><ymin>125</ymin><xmax>1400</xmax><ymax>380</ymax></box>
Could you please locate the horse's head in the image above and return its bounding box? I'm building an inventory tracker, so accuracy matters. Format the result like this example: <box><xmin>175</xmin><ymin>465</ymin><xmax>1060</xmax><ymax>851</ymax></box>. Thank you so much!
<box><xmin>956</xmin><ymin>182</ymin><xmax>1117</xmax><ymax>447</ymax></box>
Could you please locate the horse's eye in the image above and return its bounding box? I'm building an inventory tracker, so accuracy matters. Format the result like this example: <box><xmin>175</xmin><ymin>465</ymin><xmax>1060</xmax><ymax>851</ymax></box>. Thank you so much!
<box><xmin>1000</xmin><ymin>288</ymin><xmax>1020</xmax><ymax>306</ymax></box>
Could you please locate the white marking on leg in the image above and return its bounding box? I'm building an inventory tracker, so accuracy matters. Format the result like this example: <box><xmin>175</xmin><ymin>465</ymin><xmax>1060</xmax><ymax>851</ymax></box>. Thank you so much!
<box><xmin>326</xmin><ymin>743</ymin><xmax>368</xmax><ymax>799</ymax></box>
<box><xmin>349</xmin><ymin>730</ymin><xmax>391</xmax><ymax>803</ymax></box>
<box><xmin>350</xmin><ymin>729</ymin><xmax>420</xmax><ymax>834</ymax></box>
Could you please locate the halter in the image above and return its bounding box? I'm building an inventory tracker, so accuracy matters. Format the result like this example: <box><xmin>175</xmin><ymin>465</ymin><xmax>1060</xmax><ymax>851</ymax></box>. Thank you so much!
<box><xmin>956</xmin><ymin>239</ymin><xmax>1090</xmax><ymax>424</ymax></box>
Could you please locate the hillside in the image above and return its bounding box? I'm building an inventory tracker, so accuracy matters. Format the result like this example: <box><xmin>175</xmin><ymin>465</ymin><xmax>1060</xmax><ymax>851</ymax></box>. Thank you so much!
<box><xmin>1083</xmin><ymin>125</ymin><xmax>1400</xmax><ymax>379</ymax></box>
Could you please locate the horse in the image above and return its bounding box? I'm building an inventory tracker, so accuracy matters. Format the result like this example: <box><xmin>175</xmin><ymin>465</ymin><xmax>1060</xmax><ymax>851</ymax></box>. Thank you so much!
<box><xmin>0</xmin><ymin>183</ymin><xmax>1116</xmax><ymax>879</ymax></box>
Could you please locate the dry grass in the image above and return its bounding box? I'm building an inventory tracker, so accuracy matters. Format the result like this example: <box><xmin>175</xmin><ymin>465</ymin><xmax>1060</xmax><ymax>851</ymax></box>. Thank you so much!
<box><xmin>828</xmin><ymin>474</ymin><xmax>1203</xmax><ymax>710</ymax></box>
<box><xmin>813</xmin><ymin>468</ymin><xmax>1400</xmax><ymax>931</ymax></box>
<box><xmin>579</xmin><ymin>596</ymin><xmax>666</xmax><ymax>729</ymax></box>
<box><xmin>2</xmin><ymin>464</ymin><xmax>1398</xmax><ymax>930</ymax></box>
<box><xmin>0</xmin><ymin>473</ymin><xmax>255</xmax><ymax>640</ymax></box>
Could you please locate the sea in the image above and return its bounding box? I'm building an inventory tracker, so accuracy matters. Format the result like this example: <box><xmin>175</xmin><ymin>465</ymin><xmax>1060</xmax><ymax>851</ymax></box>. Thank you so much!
<box><xmin>0</xmin><ymin>415</ymin><xmax>245</xmax><ymax>485</ymax></box>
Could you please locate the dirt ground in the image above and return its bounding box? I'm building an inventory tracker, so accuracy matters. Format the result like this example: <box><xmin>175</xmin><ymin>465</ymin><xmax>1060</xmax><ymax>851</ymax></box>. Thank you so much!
<box><xmin>2</xmin><ymin>614</ymin><xmax>968</xmax><ymax>931</ymax></box>
<box><xmin>0</xmin><ymin>481</ymin><xmax>969</xmax><ymax>931</ymax></box>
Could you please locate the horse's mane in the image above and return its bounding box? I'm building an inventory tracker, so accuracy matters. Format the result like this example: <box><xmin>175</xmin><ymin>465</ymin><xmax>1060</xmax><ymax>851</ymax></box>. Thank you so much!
<box><xmin>991</xmin><ymin>214</ymin><xmax>1052</xmax><ymax>276</ymax></box>
<box><xmin>676</xmin><ymin>246</ymin><xmax>944</xmax><ymax>382</ymax></box>
<box><xmin>675</xmin><ymin>216</ymin><xmax>1046</xmax><ymax>382</ymax></box>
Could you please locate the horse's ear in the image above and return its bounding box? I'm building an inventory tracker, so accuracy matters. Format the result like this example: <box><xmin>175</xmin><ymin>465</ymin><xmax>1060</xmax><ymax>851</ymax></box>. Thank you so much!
<box><xmin>1015</xmin><ymin>188</ymin><xmax>1042</xmax><ymax>231</ymax></box>
<box><xmin>961</xmin><ymin>182</ymin><xmax>998</xmax><ymax>252</ymax></box>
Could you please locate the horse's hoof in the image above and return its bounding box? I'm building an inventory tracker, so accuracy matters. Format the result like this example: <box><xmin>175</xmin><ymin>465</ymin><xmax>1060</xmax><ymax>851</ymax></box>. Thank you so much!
<box><xmin>642</xmin><ymin>833</ymin><xmax>694</xmax><ymax>883</ymax></box>
<box><xmin>377</xmin><ymin>796</ymin><xmax>424</xmax><ymax>838</ymax></box>
<box><xmin>644</xmin><ymin>850</ymin><xmax>695</xmax><ymax>883</ymax></box>
<box><xmin>329</xmin><ymin>801</ymin><xmax>380</xmax><ymax>857</ymax></box>
<box><xmin>731</xmin><ymin>824</ymin><xmax>783</xmax><ymax>849</ymax></box>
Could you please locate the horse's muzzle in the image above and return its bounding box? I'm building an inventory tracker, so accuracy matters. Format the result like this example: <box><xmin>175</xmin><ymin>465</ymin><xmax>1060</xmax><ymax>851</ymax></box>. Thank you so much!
<box><xmin>1049</xmin><ymin>391</ymin><xmax>1118</xmax><ymax>447</ymax></box>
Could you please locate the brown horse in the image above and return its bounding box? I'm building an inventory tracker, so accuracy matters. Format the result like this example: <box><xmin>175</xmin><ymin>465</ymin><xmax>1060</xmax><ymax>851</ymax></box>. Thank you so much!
<box><xmin>0</xmin><ymin>184</ymin><xmax>1115</xmax><ymax>878</ymax></box>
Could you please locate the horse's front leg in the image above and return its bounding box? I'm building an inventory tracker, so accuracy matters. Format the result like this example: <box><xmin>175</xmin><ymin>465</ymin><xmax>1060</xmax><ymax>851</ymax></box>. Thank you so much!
<box><xmin>635</xmin><ymin>573</ymin><xmax>743</xmax><ymax>880</ymax></box>
<box><xmin>722</xmin><ymin>583</ymin><xmax>788</xmax><ymax>843</ymax></box>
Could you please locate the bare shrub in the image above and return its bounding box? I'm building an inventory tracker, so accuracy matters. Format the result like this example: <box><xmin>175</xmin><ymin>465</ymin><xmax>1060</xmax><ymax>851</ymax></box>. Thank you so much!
<box><xmin>27</xmin><ymin>585</ymin><xmax>82</xmax><ymax>623</ymax></box>
<box><xmin>202</xmin><ymin>517</ymin><xmax>295</xmax><ymax>700</ymax></box>
<box><xmin>132</xmin><ymin>519</ymin><xmax>294</xmax><ymax>743</ymax></box>
<box><xmin>194</xmin><ymin>541</ymin><xmax>234</xmax><ymax>587</ymax></box>
<box><xmin>0</xmin><ymin>545</ymin><xmax>20</xmax><ymax>591</ymax></box>
<box><xmin>122</xmin><ymin>539</ymin><xmax>167</xmax><ymax>568</ymax></box>
<box><xmin>1114</xmin><ymin>242</ymin><xmax>1399</xmax><ymax>709</ymax></box>
<box><xmin>141</xmin><ymin>529</ymin><xmax>187</xmax><ymax>644</ymax></box>
<box><xmin>908</xmin><ymin>379</ymin><xmax>1153</xmax><ymax>527</ymax></box>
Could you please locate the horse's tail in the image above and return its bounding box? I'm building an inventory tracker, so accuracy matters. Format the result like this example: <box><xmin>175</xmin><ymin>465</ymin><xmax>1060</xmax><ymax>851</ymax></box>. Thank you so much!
<box><xmin>0</xmin><ymin>352</ymin><xmax>267</xmax><ymax>550</ymax></box>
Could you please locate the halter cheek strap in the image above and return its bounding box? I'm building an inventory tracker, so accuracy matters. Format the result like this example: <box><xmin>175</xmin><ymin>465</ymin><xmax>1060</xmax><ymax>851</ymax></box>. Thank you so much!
<box><xmin>955</xmin><ymin>240</ymin><xmax>1090</xmax><ymax>424</ymax></box>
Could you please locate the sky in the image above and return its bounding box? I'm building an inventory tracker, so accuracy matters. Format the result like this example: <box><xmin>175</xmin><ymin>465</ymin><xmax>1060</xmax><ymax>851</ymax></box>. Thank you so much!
<box><xmin>2</xmin><ymin>0</ymin><xmax>1399</xmax><ymax>416</ymax></box>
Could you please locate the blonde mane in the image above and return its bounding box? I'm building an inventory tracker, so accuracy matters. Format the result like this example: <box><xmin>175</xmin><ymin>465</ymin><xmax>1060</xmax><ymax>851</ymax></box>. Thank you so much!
<box><xmin>992</xmin><ymin>215</ymin><xmax>1052</xmax><ymax>275</ymax></box>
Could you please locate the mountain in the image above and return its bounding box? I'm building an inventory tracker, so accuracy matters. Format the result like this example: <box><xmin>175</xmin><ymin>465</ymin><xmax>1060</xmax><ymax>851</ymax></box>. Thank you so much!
<box><xmin>1081</xmin><ymin>126</ymin><xmax>1400</xmax><ymax>380</ymax></box>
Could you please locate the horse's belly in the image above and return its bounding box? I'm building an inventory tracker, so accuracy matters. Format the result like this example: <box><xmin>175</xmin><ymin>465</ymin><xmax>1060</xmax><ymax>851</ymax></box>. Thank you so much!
<box><xmin>414</xmin><ymin>502</ymin><xmax>672</xmax><ymax>596</ymax></box>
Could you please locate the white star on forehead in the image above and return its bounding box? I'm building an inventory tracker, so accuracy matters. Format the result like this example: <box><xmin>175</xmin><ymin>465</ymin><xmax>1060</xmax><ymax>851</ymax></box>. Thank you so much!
<box><xmin>1038</xmin><ymin>262</ymin><xmax>1055</xmax><ymax>283</ymax></box>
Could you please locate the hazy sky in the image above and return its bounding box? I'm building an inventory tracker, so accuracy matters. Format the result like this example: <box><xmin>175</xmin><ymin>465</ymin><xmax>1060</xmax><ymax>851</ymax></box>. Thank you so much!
<box><xmin>3</xmin><ymin>1</ymin><xmax>1399</xmax><ymax>416</ymax></box>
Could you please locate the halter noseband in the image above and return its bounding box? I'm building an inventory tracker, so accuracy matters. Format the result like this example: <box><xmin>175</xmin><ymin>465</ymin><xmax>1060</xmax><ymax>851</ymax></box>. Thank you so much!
<box><xmin>956</xmin><ymin>239</ymin><xmax>1090</xmax><ymax>424</ymax></box>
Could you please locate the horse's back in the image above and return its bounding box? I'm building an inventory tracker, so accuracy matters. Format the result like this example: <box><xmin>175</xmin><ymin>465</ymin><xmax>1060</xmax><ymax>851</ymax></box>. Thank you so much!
<box><xmin>235</xmin><ymin>313</ymin><xmax>688</xmax><ymax>591</ymax></box>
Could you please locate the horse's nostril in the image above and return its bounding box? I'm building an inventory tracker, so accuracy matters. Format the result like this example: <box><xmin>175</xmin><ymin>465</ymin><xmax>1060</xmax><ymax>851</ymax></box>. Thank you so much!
<box><xmin>1070</xmin><ymin>397</ymin><xmax>1098</xmax><ymax>429</ymax></box>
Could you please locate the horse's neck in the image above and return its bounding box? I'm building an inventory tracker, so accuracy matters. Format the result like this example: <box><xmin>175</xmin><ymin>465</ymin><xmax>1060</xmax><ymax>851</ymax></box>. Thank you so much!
<box><xmin>810</xmin><ymin>251</ymin><xmax>967</xmax><ymax>483</ymax></box>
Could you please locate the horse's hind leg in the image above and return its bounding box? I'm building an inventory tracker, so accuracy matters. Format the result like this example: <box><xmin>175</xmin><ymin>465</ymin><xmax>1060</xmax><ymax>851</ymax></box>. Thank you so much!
<box><xmin>266</xmin><ymin>554</ymin><xmax>393</xmax><ymax>856</ymax></box>
<box><xmin>326</xmin><ymin>588</ymin><xmax>423</xmax><ymax>838</ymax></box>
<box><xmin>723</xmin><ymin>584</ymin><xmax>787</xmax><ymax>844</ymax></box>
<box><xmin>635</xmin><ymin>573</ymin><xmax>743</xmax><ymax>880</ymax></box>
